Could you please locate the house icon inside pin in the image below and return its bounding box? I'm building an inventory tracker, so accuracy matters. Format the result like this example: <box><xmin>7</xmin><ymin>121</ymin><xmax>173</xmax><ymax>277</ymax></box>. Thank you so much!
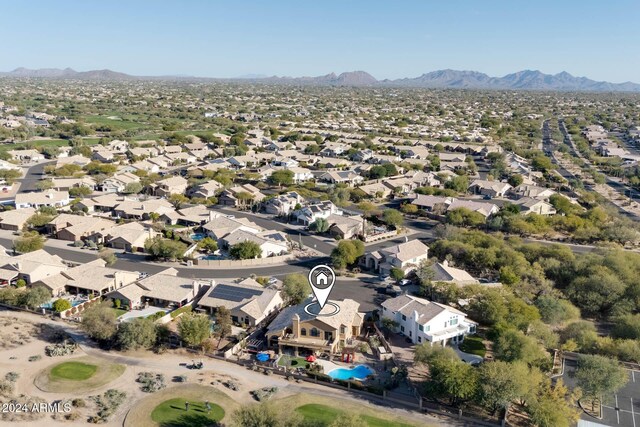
<box><xmin>315</xmin><ymin>271</ymin><xmax>329</xmax><ymax>286</ymax></box>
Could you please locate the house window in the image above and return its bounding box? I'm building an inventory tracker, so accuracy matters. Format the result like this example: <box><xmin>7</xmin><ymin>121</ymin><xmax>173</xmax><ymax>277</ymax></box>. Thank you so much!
<box><xmin>418</xmin><ymin>325</ymin><xmax>423</xmax><ymax>331</ymax></box>
<box><xmin>301</xmin><ymin>328</ymin><xmax>307</xmax><ymax>336</ymax></box>
<box><xmin>400</xmin><ymin>326</ymin><xmax>405</xmax><ymax>332</ymax></box>
<box><xmin>340</xmin><ymin>326</ymin><xmax>346</xmax><ymax>335</ymax></box>
<box><xmin>310</xmin><ymin>328</ymin><xmax>319</xmax><ymax>337</ymax></box>
<box><xmin>444</xmin><ymin>322</ymin><xmax>447</xmax><ymax>328</ymax></box>
<box><xmin>425</xmin><ymin>325</ymin><xmax>430</xmax><ymax>332</ymax></box>
<box><xmin>409</xmin><ymin>331</ymin><xmax>412</xmax><ymax>337</ymax></box>
<box><xmin>402</xmin><ymin>314</ymin><xmax>406</xmax><ymax>321</ymax></box>
<box><xmin>418</xmin><ymin>337</ymin><xmax>422</xmax><ymax>343</ymax></box>
<box><xmin>451</xmin><ymin>318</ymin><xmax>458</xmax><ymax>326</ymax></box>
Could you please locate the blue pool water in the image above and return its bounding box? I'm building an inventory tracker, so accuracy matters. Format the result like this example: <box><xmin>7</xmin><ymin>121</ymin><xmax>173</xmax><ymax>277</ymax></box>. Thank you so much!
<box><xmin>327</xmin><ymin>365</ymin><xmax>374</xmax><ymax>381</ymax></box>
<box><xmin>40</xmin><ymin>298</ymin><xmax>86</xmax><ymax>309</ymax></box>
<box><xmin>201</xmin><ymin>254</ymin><xmax>224</xmax><ymax>260</ymax></box>
<box><xmin>190</xmin><ymin>233</ymin><xmax>206</xmax><ymax>241</ymax></box>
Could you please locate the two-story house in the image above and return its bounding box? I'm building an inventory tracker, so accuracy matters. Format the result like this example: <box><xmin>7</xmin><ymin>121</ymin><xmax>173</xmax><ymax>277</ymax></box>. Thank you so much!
<box><xmin>381</xmin><ymin>295</ymin><xmax>476</xmax><ymax>346</ymax></box>
<box><xmin>267</xmin><ymin>298</ymin><xmax>364</xmax><ymax>356</ymax></box>
<box><xmin>364</xmin><ymin>239</ymin><xmax>429</xmax><ymax>276</ymax></box>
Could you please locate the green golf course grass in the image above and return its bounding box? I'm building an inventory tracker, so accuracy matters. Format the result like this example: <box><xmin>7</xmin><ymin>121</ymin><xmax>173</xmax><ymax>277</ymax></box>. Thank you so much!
<box><xmin>295</xmin><ymin>404</ymin><xmax>415</xmax><ymax>427</ymax></box>
<box><xmin>151</xmin><ymin>398</ymin><xmax>224</xmax><ymax>427</ymax></box>
<box><xmin>50</xmin><ymin>361</ymin><xmax>98</xmax><ymax>381</ymax></box>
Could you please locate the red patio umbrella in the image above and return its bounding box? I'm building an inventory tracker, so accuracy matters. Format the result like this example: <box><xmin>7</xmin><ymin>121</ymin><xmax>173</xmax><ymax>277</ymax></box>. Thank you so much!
<box><xmin>305</xmin><ymin>355</ymin><xmax>316</xmax><ymax>362</ymax></box>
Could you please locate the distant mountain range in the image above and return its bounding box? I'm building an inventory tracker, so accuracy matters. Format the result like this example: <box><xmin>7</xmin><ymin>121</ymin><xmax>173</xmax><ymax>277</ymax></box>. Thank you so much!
<box><xmin>2</xmin><ymin>67</ymin><xmax>639</xmax><ymax>92</ymax></box>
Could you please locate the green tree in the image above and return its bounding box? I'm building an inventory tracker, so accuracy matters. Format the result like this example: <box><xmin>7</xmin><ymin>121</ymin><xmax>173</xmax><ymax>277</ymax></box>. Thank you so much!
<box><xmin>467</xmin><ymin>289</ymin><xmax>507</xmax><ymax>326</ymax></box>
<box><xmin>526</xmin><ymin>379</ymin><xmax>580</xmax><ymax>427</ymax></box>
<box><xmin>494</xmin><ymin>329</ymin><xmax>548</xmax><ymax>366</ymax></box>
<box><xmin>535</xmin><ymin>295</ymin><xmax>580</xmax><ymax>326</ymax></box>
<box><xmin>68</xmin><ymin>186</ymin><xmax>92</xmax><ymax>198</ymax></box>
<box><xmin>282</xmin><ymin>273</ymin><xmax>311</xmax><ymax>305</ymax></box>
<box><xmin>417</xmin><ymin>345</ymin><xmax>479</xmax><ymax>405</ymax></box>
<box><xmin>390</xmin><ymin>267</ymin><xmax>405</xmax><ymax>281</ymax></box>
<box><xmin>168</xmin><ymin>193</ymin><xmax>189</xmax><ymax>209</ymax></box>
<box><xmin>507</xmin><ymin>174</ymin><xmax>524</xmax><ymax>187</ymax></box>
<box><xmin>22</xmin><ymin>286</ymin><xmax>51</xmax><ymax>309</ymax></box>
<box><xmin>612</xmin><ymin>314</ymin><xmax>640</xmax><ymax>340</ymax></box>
<box><xmin>445</xmin><ymin>175</ymin><xmax>469</xmax><ymax>193</ymax></box>
<box><xmin>123</xmin><ymin>182</ymin><xmax>143</xmax><ymax>194</ymax></box>
<box><xmin>330</xmin><ymin>239</ymin><xmax>365</xmax><ymax>269</ymax></box>
<box><xmin>177</xmin><ymin>313</ymin><xmax>211</xmax><ymax>347</ymax></box>
<box><xmin>26</xmin><ymin>213</ymin><xmax>54</xmax><ymax>228</ymax></box>
<box><xmin>81</xmin><ymin>303</ymin><xmax>118</xmax><ymax>341</ymax></box>
<box><xmin>35</xmin><ymin>180</ymin><xmax>54</xmax><ymax>191</ymax></box>
<box><xmin>197</xmin><ymin>237</ymin><xmax>218</xmax><ymax>253</ymax></box>
<box><xmin>229</xmin><ymin>241</ymin><xmax>262</xmax><ymax>259</ymax></box>
<box><xmin>477</xmin><ymin>361</ymin><xmax>536</xmax><ymax>415</ymax></box>
<box><xmin>52</xmin><ymin>298</ymin><xmax>72</xmax><ymax>313</ymax></box>
<box><xmin>213</xmin><ymin>306</ymin><xmax>232</xmax><ymax>346</ymax></box>
<box><xmin>574</xmin><ymin>355</ymin><xmax>628</xmax><ymax>409</ymax></box>
<box><xmin>13</xmin><ymin>232</ymin><xmax>45</xmax><ymax>253</ymax></box>
<box><xmin>400</xmin><ymin>203</ymin><xmax>418</xmax><ymax>214</ymax></box>
<box><xmin>310</xmin><ymin>218</ymin><xmax>330</xmax><ymax>233</ymax></box>
<box><xmin>269</xmin><ymin>169</ymin><xmax>294</xmax><ymax>187</ymax></box>
<box><xmin>98</xmin><ymin>248</ymin><xmax>117</xmax><ymax>266</ymax></box>
<box><xmin>117</xmin><ymin>318</ymin><xmax>157</xmax><ymax>350</ymax></box>
<box><xmin>382</xmin><ymin>209</ymin><xmax>403</xmax><ymax>228</ymax></box>
<box><xmin>144</xmin><ymin>237</ymin><xmax>187</xmax><ymax>260</ymax></box>
<box><xmin>356</xmin><ymin>201</ymin><xmax>378</xmax><ymax>217</ymax></box>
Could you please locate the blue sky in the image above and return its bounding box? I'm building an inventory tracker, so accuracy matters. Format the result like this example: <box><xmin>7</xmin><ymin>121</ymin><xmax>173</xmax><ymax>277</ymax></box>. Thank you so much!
<box><xmin>2</xmin><ymin>1</ymin><xmax>639</xmax><ymax>82</ymax></box>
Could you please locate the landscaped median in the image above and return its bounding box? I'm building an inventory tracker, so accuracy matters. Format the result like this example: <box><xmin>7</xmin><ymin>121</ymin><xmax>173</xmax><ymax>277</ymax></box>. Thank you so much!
<box><xmin>33</xmin><ymin>356</ymin><xmax>125</xmax><ymax>393</ymax></box>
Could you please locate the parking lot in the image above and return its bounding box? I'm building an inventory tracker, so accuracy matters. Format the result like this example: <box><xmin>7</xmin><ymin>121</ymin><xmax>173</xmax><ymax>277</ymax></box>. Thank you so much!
<box><xmin>562</xmin><ymin>358</ymin><xmax>640</xmax><ymax>427</ymax></box>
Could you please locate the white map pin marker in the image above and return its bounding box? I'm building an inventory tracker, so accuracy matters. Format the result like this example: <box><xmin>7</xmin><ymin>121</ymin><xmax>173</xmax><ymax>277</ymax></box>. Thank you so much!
<box><xmin>308</xmin><ymin>265</ymin><xmax>336</xmax><ymax>309</ymax></box>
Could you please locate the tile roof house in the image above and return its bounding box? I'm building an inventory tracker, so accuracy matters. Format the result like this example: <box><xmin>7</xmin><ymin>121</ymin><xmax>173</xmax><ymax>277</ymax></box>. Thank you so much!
<box><xmin>318</xmin><ymin>170</ymin><xmax>363</xmax><ymax>186</ymax></box>
<box><xmin>221</xmin><ymin>229</ymin><xmax>289</xmax><ymax>258</ymax></box>
<box><xmin>511</xmin><ymin>185</ymin><xmax>557</xmax><ymax>201</ymax></box>
<box><xmin>15</xmin><ymin>190</ymin><xmax>70</xmax><ymax>210</ymax></box>
<box><xmin>325</xmin><ymin>214</ymin><xmax>364</xmax><ymax>240</ymax></box>
<box><xmin>187</xmin><ymin>181</ymin><xmax>224</xmax><ymax>199</ymax></box>
<box><xmin>89</xmin><ymin>222</ymin><xmax>158</xmax><ymax>252</ymax></box>
<box><xmin>293</xmin><ymin>201</ymin><xmax>342</xmax><ymax>226</ymax></box>
<box><xmin>267</xmin><ymin>298</ymin><xmax>364</xmax><ymax>356</ymax></box>
<box><xmin>447</xmin><ymin>200</ymin><xmax>499</xmax><ymax>218</ymax></box>
<box><xmin>468</xmin><ymin>179</ymin><xmax>512</xmax><ymax>198</ymax></box>
<box><xmin>0</xmin><ymin>249</ymin><xmax>68</xmax><ymax>284</ymax></box>
<box><xmin>218</xmin><ymin>184</ymin><xmax>265</xmax><ymax>207</ymax></box>
<box><xmin>0</xmin><ymin>207</ymin><xmax>36</xmax><ymax>231</ymax></box>
<box><xmin>411</xmin><ymin>195</ymin><xmax>454</xmax><ymax>213</ymax></box>
<box><xmin>431</xmin><ymin>260</ymin><xmax>479</xmax><ymax>285</ymax></box>
<box><xmin>381</xmin><ymin>294</ymin><xmax>476</xmax><ymax>345</ymax></box>
<box><xmin>34</xmin><ymin>259</ymin><xmax>138</xmax><ymax>297</ymax></box>
<box><xmin>197</xmin><ymin>279</ymin><xmax>283</xmax><ymax>327</ymax></box>
<box><xmin>202</xmin><ymin>215</ymin><xmax>263</xmax><ymax>241</ymax></box>
<box><xmin>512</xmin><ymin>197</ymin><xmax>557</xmax><ymax>216</ymax></box>
<box><xmin>364</xmin><ymin>239</ymin><xmax>429</xmax><ymax>275</ymax></box>
<box><xmin>100</xmin><ymin>172</ymin><xmax>140</xmax><ymax>193</ymax></box>
<box><xmin>153</xmin><ymin>175</ymin><xmax>189</xmax><ymax>197</ymax></box>
<box><xmin>264</xmin><ymin>192</ymin><xmax>305</xmax><ymax>216</ymax></box>
<box><xmin>106</xmin><ymin>268</ymin><xmax>211</xmax><ymax>309</ymax></box>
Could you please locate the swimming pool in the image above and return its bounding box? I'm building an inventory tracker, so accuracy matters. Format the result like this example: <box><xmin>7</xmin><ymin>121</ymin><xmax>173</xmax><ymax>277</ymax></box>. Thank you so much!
<box><xmin>190</xmin><ymin>233</ymin><xmax>206</xmax><ymax>241</ymax></box>
<box><xmin>40</xmin><ymin>298</ymin><xmax>87</xmax><ymax>309</ymax></box>
<box><xmin>327</xmin><ymin>365</ymin><xmax>374</xmax><ymax>381</ymax></box>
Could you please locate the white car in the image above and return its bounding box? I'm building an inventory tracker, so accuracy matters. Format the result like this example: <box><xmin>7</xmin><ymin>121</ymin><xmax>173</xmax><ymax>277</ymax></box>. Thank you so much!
<box><xmin>268</xmin><ymin>277</ymin><xmax>278</xmax><ymax>285</ymax></box>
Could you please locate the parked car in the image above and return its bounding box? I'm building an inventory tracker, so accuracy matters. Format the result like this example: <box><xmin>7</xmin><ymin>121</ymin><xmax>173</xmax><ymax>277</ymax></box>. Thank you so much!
<box><xmin>268</xmin><ymin>277</ymin><xmax>278</xmax><ymax>285</ymax></box>
<box><xmin>386</xmin><ymin>284</ymin><xmax>402</xmax><ymax>296</ymax></box>
<box><xmin>399</xmin><ymin>279</ymin><xmax>412</xmax><ymax>286</ymax></box>
<box><xmin>139</xmin><ymin>272</ymin><xmax>149</xmax><ymax>279</ymax></box>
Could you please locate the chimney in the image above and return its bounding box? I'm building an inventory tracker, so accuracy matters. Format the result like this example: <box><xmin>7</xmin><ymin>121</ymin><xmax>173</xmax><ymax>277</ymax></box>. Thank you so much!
<box><xmin>292</xmin><ymin>313</ymin><xmax>300</xmax><ymax>337</ymax></box>
<box><xmin>442</xmin><ymin>259</ymin><xmax>449</xmax><ymax>267</ymax></box>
